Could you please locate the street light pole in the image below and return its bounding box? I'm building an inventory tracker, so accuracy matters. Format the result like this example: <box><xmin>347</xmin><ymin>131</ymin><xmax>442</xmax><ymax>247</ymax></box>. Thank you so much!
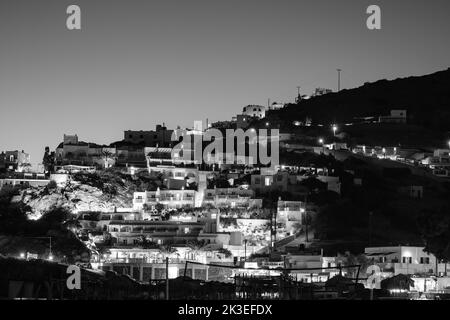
<box><xmin>332</xmin><ymin>125</ymin><xmax>338</xmax><ymax>137</ymax></box>
<box><xmin>337</xmin><ymin>69</ymin><xmax>342</xmax><ymax>92</ymax></box>
<box><xmin>319</xmin><ymin>138</ymin><xmax>324</xmax><ymax>154</ymax></box>
<box><xmin>165</xmin><ymin>257</ymin><xmax>169</xmax><ymax>300</ymax></box>
<box><xmin>244</xmin><ymin>239</ymin><xmax>248</xmax><ymax>263</ymax></box>
<box><xmin>304</xmin><ymin>195</ymin><xmax>309</xmax><ymax>243</ymax></box>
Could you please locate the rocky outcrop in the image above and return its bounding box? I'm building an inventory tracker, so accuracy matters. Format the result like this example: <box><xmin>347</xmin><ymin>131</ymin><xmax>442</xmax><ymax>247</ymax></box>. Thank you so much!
<box><xmin>12</xmin><ymin>181</ymin><xmax>133</xmax><ymax>220</ymax></box>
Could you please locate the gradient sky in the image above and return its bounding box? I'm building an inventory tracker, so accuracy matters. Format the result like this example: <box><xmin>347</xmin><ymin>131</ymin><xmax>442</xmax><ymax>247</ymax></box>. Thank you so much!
<box><xmin>1</xmin><ymin>0</ymin><xmax>450</xmax><ymax>165</ymax></box>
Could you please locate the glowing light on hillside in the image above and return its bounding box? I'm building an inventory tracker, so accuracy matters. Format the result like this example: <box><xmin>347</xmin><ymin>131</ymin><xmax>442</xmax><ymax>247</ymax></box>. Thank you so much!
<box><xmin>332</xmin><ymin>125</ymin><xmax>338</xmax><ymax>136</ymax></box>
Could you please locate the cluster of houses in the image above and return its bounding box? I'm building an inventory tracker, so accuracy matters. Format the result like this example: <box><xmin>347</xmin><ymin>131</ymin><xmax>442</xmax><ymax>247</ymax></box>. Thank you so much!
<box><xmin>351</xmin><ymin>144</ymin><xmax>450</xmax><ymax>178</ymax></box>
<box><xmin>3</xmin><ymin>110</ymin><xmax>450</xmax><ymax>297</ymax></box>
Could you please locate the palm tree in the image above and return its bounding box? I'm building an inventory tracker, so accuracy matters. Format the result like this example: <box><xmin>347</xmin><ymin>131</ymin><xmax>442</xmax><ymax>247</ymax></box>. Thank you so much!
<box><xmin>159</xmin><ymin>244</ymin><xmax>178</xmax><ymax>260</ymax></box>
<box><xmin>101</xmin><ymin>149</ymin><xmax>115</xmax><ymax>169</ymax></box>
<box><xmin>187</xmin><ymin>240</ymin><xmax>207</xmax><ymax>261</ymax></box>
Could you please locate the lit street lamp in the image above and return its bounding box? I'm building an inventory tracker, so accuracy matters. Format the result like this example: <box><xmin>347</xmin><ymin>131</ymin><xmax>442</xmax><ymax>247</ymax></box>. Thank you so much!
<box><xmin>332</xmin><ymin>125</ymin><xmax>338</xmax><ymax>137</ymax></box>
<box><xmin>318</xmin><ymin>138</ymin><xmax>325</xmax><ymax>153</ymax></box>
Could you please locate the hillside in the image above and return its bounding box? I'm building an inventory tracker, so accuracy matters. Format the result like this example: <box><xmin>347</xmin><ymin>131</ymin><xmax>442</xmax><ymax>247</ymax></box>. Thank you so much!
<box><xmin>269</xmin><ymin>67</ymin><xmax>450</xmax><ymax>132</ymax></box>
<box><xmin>7</xmin><ymin>169</ymin><xmax>164</xmax><ymax>220</ymax></box>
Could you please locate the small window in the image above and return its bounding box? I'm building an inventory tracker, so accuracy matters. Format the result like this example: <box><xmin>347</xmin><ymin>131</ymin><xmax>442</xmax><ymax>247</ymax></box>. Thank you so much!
<box><xmin>420</xmin><ymin>257</ymin><xmax>430</xmax><ymax>264</ymax></box>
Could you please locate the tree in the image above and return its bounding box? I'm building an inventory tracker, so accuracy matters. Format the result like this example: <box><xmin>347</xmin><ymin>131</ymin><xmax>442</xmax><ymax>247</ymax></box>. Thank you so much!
<box><xmin>380</xmin><ymin>274</ymin><xmax>414</xmax><ymax>291</ymax></box>
<box><xmin>217</xmin><ymin>248</ymin><xmax>232</xmax><ymax>258</ymax></box>
<box><xmin>101</xmin><ymin>149</ymin><xmax>115</xmax><ymax>169</ymax></box>
<box><xmin>336</xmin><ymin>251</ymin><xmax>371</xmax><ymax>278</ymax></box>
<box><xmin>187</xmin><ymin>240</ymin><xmax>207</xmax><ymax>261</ymax></box>
<box><xmin>20</xmin><ymin>163</ymin><xmax>32</xmax><ymax>173</ymax></box>
<box><xmin>63</xmin><ymin>218</ymin><xmax>82</xmax><ymax>233</ymax></box>
<box><xmin>159</xmin><ymin>244</ymin><xmax>178</xmax><ymax>260</ymax></box>
<box><xmin>417</xmin><ymin>206</ymin><xmax>450</xmax><ymax>262</ymax></box>
<box><xmin>155</xmin><ymin>203</ymin><xmax>166</xmax><ymax>216</ymax></box>
<box><xmin>138</xmin><ymin>235</ymin><xmax>156</xmax><ymax>249</ymax></box>
<box><xmin>42</xmin><ymin>146</ymin><xmax>55</xmax><ymax>173</ymax></box>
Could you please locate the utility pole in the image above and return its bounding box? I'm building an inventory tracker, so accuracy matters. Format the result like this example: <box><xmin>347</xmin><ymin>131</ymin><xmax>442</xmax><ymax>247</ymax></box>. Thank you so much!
<box><xmin>273</xmin><ymin>209</ymin><xmax>277</xmax><ymax>247</ymax></box>
<box><xmin>244</xmin><ymin>239</ymin><xmax>248</xmax><ymax>263</ymax></box>
<box><xmin>436</xmin><ymin>257</ymin><xmax>439</xmax><ymax>278</ymax></box>
<box><xmin>165</xmin><ymin>257</ymin><xmax>169</xmax><ymax>300</ymax></box>
<box><xmin>295</xmin><ymin>86</ymin><xmax>302</xmax><ymax>104</ymax></box>
<box><xmin>337</xmin><ymin>69</ymin><xmax>342</xmax><ymax>92</ymax></box>
<box><xmin>305</xmin><ymin>215</ymin><xmax>309</xmax><ymax>243</ymax></box>
<box><xmin>304</xmin><ymin>195</ymin><xmax>309</xmax><ymax>243</ymax></box>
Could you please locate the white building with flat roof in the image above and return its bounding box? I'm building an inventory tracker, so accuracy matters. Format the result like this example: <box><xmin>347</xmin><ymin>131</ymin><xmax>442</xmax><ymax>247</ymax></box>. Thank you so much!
<box><xmin>133</xmin><ymin>189</ymin><xmax>196</xmax><ymax>210</ymax></box>
<box><xmin>365</xmin><ymin>246</ymin><xmax>448</xmax><ymax>277</ymax></box>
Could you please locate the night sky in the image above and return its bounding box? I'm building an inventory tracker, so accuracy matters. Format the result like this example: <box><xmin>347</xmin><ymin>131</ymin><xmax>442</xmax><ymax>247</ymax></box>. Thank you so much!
<box><xmin>1</xmin><ymin>0</ymin><xmax>449</xmax><ymax>165</ymax></box>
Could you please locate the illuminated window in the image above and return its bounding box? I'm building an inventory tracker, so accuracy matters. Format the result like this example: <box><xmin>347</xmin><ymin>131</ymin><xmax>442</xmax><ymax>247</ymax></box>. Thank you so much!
<box><xmin>265</xmin><ymin>177</ymin><xmax>271</xmax><ymax>186</ymax></box>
